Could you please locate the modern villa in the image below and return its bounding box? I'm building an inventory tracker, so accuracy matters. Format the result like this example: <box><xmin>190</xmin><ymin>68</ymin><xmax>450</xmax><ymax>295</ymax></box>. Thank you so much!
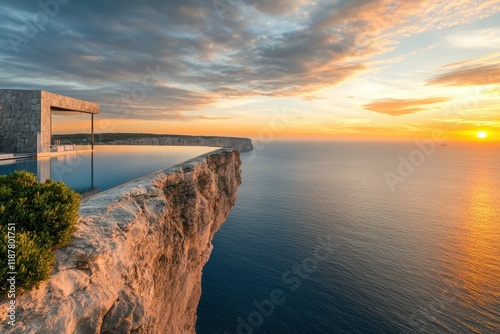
<box><xmin>0</xmin><ymin>89</ymin><xmax>99</xmax><ymax>157</ymax></box>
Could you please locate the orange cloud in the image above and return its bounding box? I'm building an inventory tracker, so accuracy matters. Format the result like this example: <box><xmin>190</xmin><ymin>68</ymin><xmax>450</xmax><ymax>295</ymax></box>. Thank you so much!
<box><xmin>315</xmin><ymin>0</ymin><xmax>500</xmax><ymax>42</ymax></box>
<box><xmin>428</xmin><ymin>53</ymin><xmax>500</xmax><ymax>86</ymax></box>
<box><xmin>363</xmin><ymin>97</ymin><xmax>450</xmax><ymax>116</ymax></box>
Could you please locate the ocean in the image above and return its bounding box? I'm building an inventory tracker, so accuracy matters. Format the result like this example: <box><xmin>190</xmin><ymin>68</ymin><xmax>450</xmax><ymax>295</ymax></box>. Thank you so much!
<box><xmin>196</xmin><ymin>141</ymin><xmax>500</xmax><ymax>334</ymax></box>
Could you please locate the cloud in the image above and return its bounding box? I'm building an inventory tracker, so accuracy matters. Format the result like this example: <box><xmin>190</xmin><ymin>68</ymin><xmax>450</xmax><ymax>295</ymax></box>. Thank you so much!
<box><xmin>0</xmin><ymin>0</ymin><xmax>498</xmax><ymax>121</ymax></box>
<box><xmin>428</xmin><ymin>65</ymin><xmax>500</xmax><ymax>86</ymax></box>
<box><xmin>247</xmin><ymin>0</ymin><xmax>310</xmax><ymax>15</ymax></box>
<box><xmin>446</xmin><ymin>28</ymin><xmax>500</xmax><ymax>49</ymax></box>
<box><xmin>312</xmin><ymin>0</ymin><xmax>500</xmax><ymax>38</ymax></box>
<box><xmin>363</xmin><ymin>97</ymin><xmax>450</xmax><ymax>116</ymax></box>
<box><xmin>427</xmin><ymin>53</ymin><xmax>500</xmax><ymax>86</ymax></box>
<box><xmin>481</xmin><ymin>87</ymin><xmax>500</xmax><ymax>97</ymax></box>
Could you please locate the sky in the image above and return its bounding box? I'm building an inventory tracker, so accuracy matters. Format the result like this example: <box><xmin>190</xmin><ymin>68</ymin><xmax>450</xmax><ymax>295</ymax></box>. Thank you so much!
<box><xmin>1</xmin><ymin>0</ymin><xmax>499</xmax><ymax>141</ymax></box>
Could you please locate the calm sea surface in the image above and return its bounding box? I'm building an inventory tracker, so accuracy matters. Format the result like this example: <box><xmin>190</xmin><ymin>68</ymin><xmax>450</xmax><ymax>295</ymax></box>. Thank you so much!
<box><xmin>196</xmin><ymin>141</ymin><xmax>500</xmax><ymax>334</ymax></box>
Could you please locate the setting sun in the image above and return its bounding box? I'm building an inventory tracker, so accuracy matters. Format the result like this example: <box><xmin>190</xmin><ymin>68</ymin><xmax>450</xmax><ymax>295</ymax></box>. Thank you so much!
<box><xmin>477</xmin><ymin>131</ymin><xmax>488</xmax><ymax>139</ymax></box>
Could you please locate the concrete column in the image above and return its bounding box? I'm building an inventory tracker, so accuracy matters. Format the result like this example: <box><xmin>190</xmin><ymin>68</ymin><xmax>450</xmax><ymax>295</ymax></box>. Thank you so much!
<box><xmin>91</xmin><ymin>113</ymin><xmax>94</xmax><ymax>149</ymax></box>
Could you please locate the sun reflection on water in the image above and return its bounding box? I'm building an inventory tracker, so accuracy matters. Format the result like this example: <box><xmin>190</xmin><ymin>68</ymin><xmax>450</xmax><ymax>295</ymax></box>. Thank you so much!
<box><xmin>444</xmin><ymin>166</ymin><xmax>500</xmax><ymax>330</ymax></box>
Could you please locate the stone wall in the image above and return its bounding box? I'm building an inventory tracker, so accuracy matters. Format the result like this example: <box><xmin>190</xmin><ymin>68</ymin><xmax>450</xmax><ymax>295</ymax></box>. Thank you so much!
<box><xmin>0</xmin><ymin>90</ymin><xmax>41</xmax><ymax>154</ymax></box>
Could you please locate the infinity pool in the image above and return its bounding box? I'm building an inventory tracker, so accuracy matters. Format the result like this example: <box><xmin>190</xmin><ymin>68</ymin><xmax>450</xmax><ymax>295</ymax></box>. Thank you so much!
<box><xmin>0</xmin><ymin>145</ymin><xmax>218</xmax><ymax>197</ymax></box>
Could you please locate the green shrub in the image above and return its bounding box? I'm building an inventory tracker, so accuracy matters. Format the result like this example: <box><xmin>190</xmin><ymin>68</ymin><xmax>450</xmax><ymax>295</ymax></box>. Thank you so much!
<box><xmin>0</xmin><ymin>170</ymin><xmax>81</xmax><ymax>248</ymax></box>
<box><xmin>0</xmin><ymin>227</ymin><xmax>54</xmax><ymax>296</ymax></box>
<box><xmin>0</xmin><ymin>171</ymin><xmax>80</xmax><ymax>298</ymax></box>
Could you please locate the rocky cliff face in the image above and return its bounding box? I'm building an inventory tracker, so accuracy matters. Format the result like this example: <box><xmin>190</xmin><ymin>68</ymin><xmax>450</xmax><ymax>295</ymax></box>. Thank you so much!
<box><xmin>108</xmin><ymin>135</ymin><xmax>254</xmax><ymax>152</ymax></box>
<box><xmin>1</xmin><ymin>148</ymin><xmax>241</xmax><ymax>333</ymax></box>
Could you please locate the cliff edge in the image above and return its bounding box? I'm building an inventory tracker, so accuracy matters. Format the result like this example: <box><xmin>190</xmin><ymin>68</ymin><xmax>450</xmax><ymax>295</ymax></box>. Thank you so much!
<box><xmin>110</xmin><ymin>135</ymin><xmax>254</xmax><ymax>152</ymax></box>
<box><xmin>52</xmin><ymin>133</ymin><xmax>254</xmax><ymax>152</ymax></box>
<box><xmin>1</xmin><ymin>148</ymin><xmax>242</xmax><ymax>333</ymax></box>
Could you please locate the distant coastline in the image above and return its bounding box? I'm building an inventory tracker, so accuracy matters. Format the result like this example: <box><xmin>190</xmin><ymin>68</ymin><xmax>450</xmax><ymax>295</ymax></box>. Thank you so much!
<box><xmin>53</xmin><ymin>133</ymin><xmax>254</xmax><ymax>152</ymax></box>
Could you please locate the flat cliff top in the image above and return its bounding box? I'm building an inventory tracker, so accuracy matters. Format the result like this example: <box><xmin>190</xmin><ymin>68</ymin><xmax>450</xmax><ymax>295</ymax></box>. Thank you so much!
<box><xmin>52</xmin><ymin>133</ymin><xmax>254</xmax><ymax>152</ymax></box>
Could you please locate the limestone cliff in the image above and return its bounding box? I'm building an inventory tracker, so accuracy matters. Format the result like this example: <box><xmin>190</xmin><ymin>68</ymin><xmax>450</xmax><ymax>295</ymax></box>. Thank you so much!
<box><xmin>1</xmin><ymin>148</ymin><xmax>241</xmax><ymax>333</ymax></box>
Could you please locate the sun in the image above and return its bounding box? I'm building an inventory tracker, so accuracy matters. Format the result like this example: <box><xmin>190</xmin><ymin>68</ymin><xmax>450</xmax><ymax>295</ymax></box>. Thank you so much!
<box><xmin>477</xmin><ymin>131</ymin><xmax>487</xmax><ymax>139</ymax></box>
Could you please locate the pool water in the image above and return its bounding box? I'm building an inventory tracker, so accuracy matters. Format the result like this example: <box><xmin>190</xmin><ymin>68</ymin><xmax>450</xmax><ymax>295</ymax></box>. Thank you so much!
<box><xmin>0</xmin><ymin>145</ymin><xmax>218</xmax><ymax>197</ymax></box>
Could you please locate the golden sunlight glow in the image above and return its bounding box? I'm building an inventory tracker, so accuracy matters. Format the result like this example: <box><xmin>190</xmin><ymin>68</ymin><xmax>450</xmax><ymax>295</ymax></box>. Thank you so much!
<box><xmin>477</xmin><ymin>131</ymin><xmax>488</xmax><ymax>139</ymax></box>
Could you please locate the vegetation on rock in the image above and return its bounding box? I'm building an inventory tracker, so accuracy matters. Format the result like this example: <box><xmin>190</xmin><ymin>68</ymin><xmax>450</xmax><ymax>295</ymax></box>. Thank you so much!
<box><xmin>0</xmin><ymin>171</ymin><xmax>80</xmax><ymax>297</ymax></box>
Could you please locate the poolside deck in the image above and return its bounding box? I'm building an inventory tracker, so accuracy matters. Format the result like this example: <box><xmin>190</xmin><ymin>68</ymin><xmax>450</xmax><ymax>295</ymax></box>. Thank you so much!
<box><xmin>0</xmin><ymin>153</ymin><xmax>34</xmax><ymax>161</ymax></box>
<box><xmin>37</xmin><ymin>145</ymin><xmax>93</xmax><ymax>158</ymax></box>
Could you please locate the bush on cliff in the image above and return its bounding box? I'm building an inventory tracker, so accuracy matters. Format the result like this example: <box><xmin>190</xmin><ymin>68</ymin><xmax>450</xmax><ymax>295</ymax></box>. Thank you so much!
<box><xmin>0</xmin><ymin>171</ymin><xmax>81</xmax><ymax>298</ymax></box>
<box><xmin>0</xmin><ymin>227</ymin><xmax>54</xmax><ymax>296</ymax></box>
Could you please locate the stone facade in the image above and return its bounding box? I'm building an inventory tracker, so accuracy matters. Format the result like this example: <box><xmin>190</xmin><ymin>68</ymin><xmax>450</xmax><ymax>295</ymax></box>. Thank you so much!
<box><xmin>0</xmin><ymin>90</ymin><xmax>99</xmax><ymax>154</ymax></box>
<box><xmin>0</xmin><ymin>90</ymin><xmax>41</xmax><ymax>154</ymax></box>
